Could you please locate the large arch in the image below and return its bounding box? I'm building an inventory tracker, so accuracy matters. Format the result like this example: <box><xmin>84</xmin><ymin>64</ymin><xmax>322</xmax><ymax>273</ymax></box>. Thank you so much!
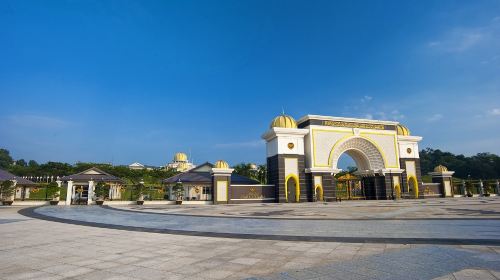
<box><xmin>330</xmin><ymin>137</ymin><xmax>386</xmax><ymax>171</ymax></box>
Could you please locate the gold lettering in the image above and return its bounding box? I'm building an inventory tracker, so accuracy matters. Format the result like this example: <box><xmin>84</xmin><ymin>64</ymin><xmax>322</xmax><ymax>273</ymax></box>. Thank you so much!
<box><xmin>322</xmin><ymin>120</ymin><xmax>385</xmax><ymax>130</ymax></box>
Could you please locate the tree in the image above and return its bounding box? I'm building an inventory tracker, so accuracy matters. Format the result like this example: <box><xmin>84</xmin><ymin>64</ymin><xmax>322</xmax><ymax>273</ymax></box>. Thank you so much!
<box><xmin>94</xmin><ymin>182</ymin><xmax>109</xmax><ymax>201</ymax></box>
<box><xmin>233</xmin><ymin>163</ymin><xmax>254</xmax><ymax>179</ymax></box>
<box><xmin>256</xmin><ymin>164</ymin><xmax>267</xmax><ymax>184</ymax></box>
<box><xmin>46</xmin><ymin>182</ymin><xmax>60</xmax><ymax>200</ymax></box>
<box><xmin>0</xmin><ymin>149</ymin><xmax>13</xmax><ymax>169</ymax></box>
<box><xmin>134</xmin><ymin>181</ymin><xmax>146</xmax><ymax>201</ymax></box>
<box><xmin>15</xmin><ymin>159</ymin><xmax>27</xmax><ymax>167</ymax></box>
<box><xmin>172</xmin><ymin>182</ymin><xmax>184</xmax><ymax>201</ymax></box>
<box><xmin>28</xmin><ymin>160</ymin><xmax>39</xmax><ymax>168</ymax></box>
<box><xmin>233</xmin><ymin>163</ymin><xmax>267</xmax><ymax>183</ymax></box>
<box><xmin>0</xmin><ymin>180</ymin><xmax>16</xmax><ymax>201</ymax></box>
<box><xmin>420</xmin><ymin>148</ymin><xmax>500</xmax><ymax>179</ymax></box>
<box><xmin>38</xmin><ymin>162</ymin><xmax>73</xmax><ymax>176</ymax></box>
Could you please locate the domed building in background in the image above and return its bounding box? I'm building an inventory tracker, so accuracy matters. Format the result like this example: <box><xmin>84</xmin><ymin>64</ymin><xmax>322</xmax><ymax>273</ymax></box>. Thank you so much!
<box><xmin>166</xmin><ymin>152</ymin><xmax>196</xmax><ymax>172</ymax></box>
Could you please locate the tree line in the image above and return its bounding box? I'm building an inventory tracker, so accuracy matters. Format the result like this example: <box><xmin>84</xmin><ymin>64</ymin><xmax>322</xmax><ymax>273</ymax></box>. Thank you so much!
<box><xmin>419</xmin><ymin>148</ymin><xmax>500</xmax><ymax>179</ymax></box>
<box><xmin>0</xmin><ymin>149</ymin><xmax>178</xmax><ymax>186</ymax></box>
<box><xmin>2</xmin><ymin>147</ymin><xmax>499</xmax><ymax>182</ymax></box>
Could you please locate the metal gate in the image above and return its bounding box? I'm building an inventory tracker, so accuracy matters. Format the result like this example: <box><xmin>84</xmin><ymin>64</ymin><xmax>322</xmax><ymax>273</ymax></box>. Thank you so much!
<box><xmin>336</xmin><ymin>173</ymin><xmax>365</xmax><ymax>200</ymax></box>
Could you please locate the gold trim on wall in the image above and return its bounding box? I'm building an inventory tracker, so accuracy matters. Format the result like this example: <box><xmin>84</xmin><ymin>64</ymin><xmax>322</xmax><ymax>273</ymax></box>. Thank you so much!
<box><xmin>407</xmin><ymin>176</ymin><xmax>418</xmax><ymax>198</ymax></box>
<box><xmin>285</xmin><ymin>173</ymin><xmax>300</xmax><ymax>203</ymax></box>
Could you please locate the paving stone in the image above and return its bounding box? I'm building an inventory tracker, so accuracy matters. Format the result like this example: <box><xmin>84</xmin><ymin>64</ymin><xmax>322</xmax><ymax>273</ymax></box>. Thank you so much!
<box><xmin>230</xmin><ymin>257</ymin><xmax>262</xmax><ymax>265</ymax></box>
<box><xmin>3</xmin><ymin>201</ymin><xmax>500</xmax><ymax>280</ymax></box>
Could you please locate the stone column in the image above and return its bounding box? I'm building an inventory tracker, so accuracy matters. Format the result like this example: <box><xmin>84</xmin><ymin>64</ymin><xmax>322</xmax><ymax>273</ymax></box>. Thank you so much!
<box><xmin>429</xmin><ymin>168</ymin><xmax>455</xmax><ymax>198</ymax></box>
<box><xmin>66</xmin><ymin>180</ymin><xmax>73</xmax><ymax>205</ymax></box>
<box><xmin>479</xmin><ymin>180</ymin><xmax>484</xmax><ymax>196</ymax></box>
<box><xmin>211</xmin><ymin>166</ymin><xmax>234</xmax><ymax>205</ymax></box>
<box><xmin>56</xmin><ymin>180</ymin><xmax>62</xmax><ymax>201</ymax></box>
<box><xmin>496</xmin><ymin>180</ymin><xmax>500</xmax><ymax>195</ymax></box>
<box><xmin>108</xmin><ymin>185</ymin><xmax>113</xmax><ymax>200</ymax></box>
<box><xmin>461</xmin><ymin>180</ymin><xmax>466</xmax><ymax>196</ymax></box>
<box><xmin>88</xmin><ymin>180</ymin><xmax>95</xmax><ymax>204</ymax></box>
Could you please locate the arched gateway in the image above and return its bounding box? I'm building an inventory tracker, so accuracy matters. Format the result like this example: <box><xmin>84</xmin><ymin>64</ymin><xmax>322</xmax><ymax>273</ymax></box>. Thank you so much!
<box><xmin>262</xmin><ymin>114</ymin><xmax>423</xmax><ymax>202</ymax></box>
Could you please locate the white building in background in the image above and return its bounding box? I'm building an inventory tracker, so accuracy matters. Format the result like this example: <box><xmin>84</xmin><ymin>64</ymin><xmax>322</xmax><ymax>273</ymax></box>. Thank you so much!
<box><xmin>128</xmin><ymin>162</ymin><xmax>158</xmax><ymax>170</ymax></box>
<box><xmin>166</xmin><ymin>152</ymin><xmax>196</xmax><ymax>172</ymax></box>
<box><xmin>128</xmin><ymin>162</ymin><xmax>146</xmax><ymax>170</ymax></box>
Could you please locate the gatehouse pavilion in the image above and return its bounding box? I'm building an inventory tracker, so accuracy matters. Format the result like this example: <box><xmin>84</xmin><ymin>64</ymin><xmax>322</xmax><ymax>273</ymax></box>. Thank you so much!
<box><xmin>262</xmin><ymin>114</ymin><xmax>423</xmax><ymax>203</ymax></box>
<box><xmin>30</xmin><ymin>113</ymin><xmax>467</xmax><ymax>206</ymax></box>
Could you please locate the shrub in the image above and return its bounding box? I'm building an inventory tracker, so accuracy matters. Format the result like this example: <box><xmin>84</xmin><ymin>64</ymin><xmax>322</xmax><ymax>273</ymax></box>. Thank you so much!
<box><xmin>172</xmin><ymin>182</ymin><xmax>184</xmax><ymax>201</ymax></box>
<box><xmin>0</xmin><ymin>180</ymin><xmax>15</xmax><ymax>201</ymax></box>
<box><xmin>46</xmin><ymin>182</ymin><xmax>60</xmax><ymax>200</ymax></box>
<box><xmin>94</xmin><ymin>182</ymin><xmax>109</xmax><ymax>200</ymax></box>
<box><xmin>134</xmin><ymin>182</ymin><xmax>146</xmax><ymax>201</ymax></box>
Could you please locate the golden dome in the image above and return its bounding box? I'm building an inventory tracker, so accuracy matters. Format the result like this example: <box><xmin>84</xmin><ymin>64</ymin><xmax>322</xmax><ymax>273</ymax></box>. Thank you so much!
<box><xmin>214</xmin><ymin>160</ymin><xmax>230</xmax><ymax>169</ymax></box>
<box><xmin>270</xmin><ymin>115</ymin><xmax>297</xmax><ymax>129</ymax></box>
<box><xmin>434</xmin><ymin>165</ymin><xmax>448</xmax><ymax>172</ymax></box>
<box><xmin>174</xmin><ymin>152</ymin><xmax>188</xmax><ymax>162</ymax></box>
<box><xmin>396</xmin><ymin>124</ymin><xmax>411</xmax><ymax>136</ymax></box>
<box><xmin>177</xmin><ymin>162</ymin><xmax>189</xmax><ymax>171</ymax></box>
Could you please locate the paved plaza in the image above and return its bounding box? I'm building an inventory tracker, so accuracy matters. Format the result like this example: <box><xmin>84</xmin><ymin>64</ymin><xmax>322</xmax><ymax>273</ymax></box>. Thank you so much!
<box><xmin>113</xmin><ymin>198</ymin><xmax>500</xmax><ymax>220</ymax></box>
<box><xmin>0</xmin><ymin>198</ymin><xmax>499</xmax><ymax>279</ymax></box>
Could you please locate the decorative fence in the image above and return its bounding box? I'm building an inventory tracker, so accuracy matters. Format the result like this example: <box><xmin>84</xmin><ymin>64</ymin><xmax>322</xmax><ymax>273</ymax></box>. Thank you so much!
<box><xmin>452</xmin><ymin>179</ymin><xmax>500</xmax><ymax>196</ymax></box>
<box><xmin>14</xmin><ymin>184</ymin><xmax>67</xmax><ymax>201</ymax></box>
<box><xmin>110</xmin><ymin>185</ymin><xmax>166</xmax><ymax>201</ymax></box>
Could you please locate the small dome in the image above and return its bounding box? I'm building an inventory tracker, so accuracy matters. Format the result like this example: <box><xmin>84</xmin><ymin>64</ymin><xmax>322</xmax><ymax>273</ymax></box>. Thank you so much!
<box><xmin>249</xmin><ymin>163</ymin><xmax>258</xmax><ymax>170</ymax></box>
<box><xmin>434</xmin><ymin>165</ymin><xmax>448</xmax><ymax>172</ymax></box>
<box><xmin>396</xmin><ymin>124</ymin><xmax>411</xmax><ymax>136</ymax></box>
<box><xmin>214</xmin><ymin>160</ymin><xmax>230</xmax><ymax>169</ymax></box>
<box><xmin>174</xmin><ymin>152</ymin><xmax>188</xmax><ymax>162</ymax></box>
<box><xmin>177</xmin><ymin>162</ymin><xmax>189</xmax><ymax>171</ymax></box>
<box><xmin>270</xmin><ymin>115</ymin><xmax>297</xmax><ymax>129</ymax></box>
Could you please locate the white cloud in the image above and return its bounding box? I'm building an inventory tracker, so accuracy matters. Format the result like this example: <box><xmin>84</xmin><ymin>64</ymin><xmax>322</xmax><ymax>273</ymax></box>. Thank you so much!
<box><xmin>489</xmin><ymin>108</ymin><xmax>500</xmax><ymax>116</ymax></box>
<box><xmin>7</xmin><ymin>115</ymin><xmax>70</xmax><ymax>128</ymax></box>
<box><xmin>428</xmin><ymin>29</ymin><xmax>485</xmax><ymax>52</ymax></box>
<box><xmin>426</xmin><ymin>114</ymin><xmax>443</xmax><ymax>122</ymax></box>
<box><xmin>390</xmin><ymin>110</ymin><xmax>405</xmax><ymax>121</ymax></box>
<box><xmin>480</xmin><ymin>55</ymin><xmax>500</xmax><ymax>65</ymax></box>
<box><xmin>371</xmin><ymin>110</ymin><xmax>404</xmax><ymax>121</ymax></box>
<box><xmin>360</xmin><ymin>95</ymin><xmax>373</xmax><ymax>103</ymax></box>
<box><xmin>427</xmin><ymin>17</ymin><xmax>499</xmax><ymax>53</ymax></box>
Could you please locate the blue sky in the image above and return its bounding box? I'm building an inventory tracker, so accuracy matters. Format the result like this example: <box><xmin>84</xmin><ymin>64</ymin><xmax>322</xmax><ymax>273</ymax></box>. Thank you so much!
<box><xmin>0</xmin><ymin>0</ymin><xmax>499</xmax><ymax>167</ymax></box>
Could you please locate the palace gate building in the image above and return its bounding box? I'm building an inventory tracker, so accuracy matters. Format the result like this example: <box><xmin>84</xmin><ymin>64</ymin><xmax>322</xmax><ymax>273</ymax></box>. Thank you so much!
<box><xmin>263</xmin><ymin>114</ymin><xmax>423</xmax><ymax>202</ymax></box>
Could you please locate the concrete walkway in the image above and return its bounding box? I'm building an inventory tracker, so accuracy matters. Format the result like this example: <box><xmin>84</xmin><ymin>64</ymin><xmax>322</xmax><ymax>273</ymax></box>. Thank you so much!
<box><xmin>22</xmin><ymin>201</ymin><xmax>500</xmax><ymax>245</ymax></box>
<box><xmin>2</xmin><ymin>200</ymin><xmax>500</xmax><ymax>279</ymax></box>
<box><xmin>109</xmin><ymin>198</ymin><xmax>500</xmax><ymax>220</ymax></box>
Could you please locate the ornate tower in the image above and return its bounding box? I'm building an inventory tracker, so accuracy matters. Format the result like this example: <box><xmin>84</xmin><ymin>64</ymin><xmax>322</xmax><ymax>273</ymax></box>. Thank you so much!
<box><xmin>262</xmin><ymin>115</ymin><xmax>308</xmax><ymax>203</ymax></box>
<box><xmin>396</xmin><ymin>124</ymin><xmax>424</xmax><ymax>198</ymax></box>
<box><xmin>211</xmin><ymin>160</ymin><xmax>233</xmax><ymax>205</ymax></box>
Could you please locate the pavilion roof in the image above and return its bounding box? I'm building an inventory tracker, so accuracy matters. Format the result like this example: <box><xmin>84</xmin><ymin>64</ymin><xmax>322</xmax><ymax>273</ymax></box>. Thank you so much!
<box><xmin>59</xmin><ymin>167</ymin><xmax>125</xmax><ymax>183</ymax></box>
<box><xmin>0</xmin><ymin>169</ymin><xmax>36</xmax><ymax>185</ymax></box>
<box><xmin>163</xmin><ymin>162</ymin><xmax>260</xmax><ymax>185</ymax></box>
